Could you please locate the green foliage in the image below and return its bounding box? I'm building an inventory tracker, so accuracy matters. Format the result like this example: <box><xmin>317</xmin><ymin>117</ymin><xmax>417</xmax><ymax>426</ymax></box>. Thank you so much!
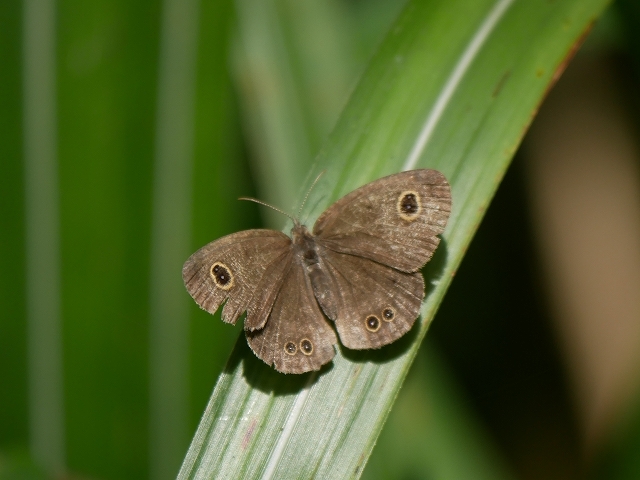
<box><xmin>8</xmin><ymin>0</ymin><xmax>640</xmax><ymax>479</ymax></box>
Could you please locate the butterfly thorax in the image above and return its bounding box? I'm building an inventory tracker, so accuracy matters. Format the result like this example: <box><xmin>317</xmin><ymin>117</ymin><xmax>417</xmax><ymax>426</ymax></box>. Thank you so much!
<box><xmin>291</xmin><ymin>223</ymin><xmax>320</xmax><ymax>266</ymax></box>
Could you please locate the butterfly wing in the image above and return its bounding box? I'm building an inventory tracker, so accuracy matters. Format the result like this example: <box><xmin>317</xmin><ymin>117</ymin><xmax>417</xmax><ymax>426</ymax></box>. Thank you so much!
<box><xmin>182</xmin><ymin>230</ymin><xmax>292</xmax><ymax>329</ymax></box>
<box><xmin>247</xmin><ymin>259</ymin><xmax>337</xmax><ymax>374</ymax></box>
<box><xmin>308</xmin><ymin>247</ymin><xmax>424</xmax><ymax>349</ymax></box>
<box><xmin>313</xmin><ymin>169</ymin><xmax>451</xmax><ymax>272</ymax></box>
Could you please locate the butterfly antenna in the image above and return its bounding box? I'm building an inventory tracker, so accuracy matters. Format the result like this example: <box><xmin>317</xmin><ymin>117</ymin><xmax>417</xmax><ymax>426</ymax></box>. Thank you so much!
<box><xmin>297</xmin><ymin>170</ymin><xmax>325</xmax><ymax>218</ymax></box>
<box><xmin>238</xmin><ymin>197</ymin><xmax>298</xmax><ymax>224</ymax></box>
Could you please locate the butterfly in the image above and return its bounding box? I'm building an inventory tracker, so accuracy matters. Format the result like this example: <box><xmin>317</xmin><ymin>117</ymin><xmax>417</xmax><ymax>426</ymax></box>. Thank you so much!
<box><xmin>183</xmin><ymin>169</ymin><xmax>451</xmax><ymax>374</ymax></box>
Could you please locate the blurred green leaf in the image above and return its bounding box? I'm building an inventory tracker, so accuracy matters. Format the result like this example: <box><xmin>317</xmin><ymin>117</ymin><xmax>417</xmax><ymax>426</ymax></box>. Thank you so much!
<box><xmin>0</xmin><ymin>449</ymin><xmax>49</xmax><ymax>480</ymax></box>
<box><xmin>0</xmin><ymin>0</ymin><xmax>27</xmax><ymax>452</ymax></box>
<box><xmin>57</xmin><ymin>2</ymin><xmax>159</xmax><ymax>477</ymax></box>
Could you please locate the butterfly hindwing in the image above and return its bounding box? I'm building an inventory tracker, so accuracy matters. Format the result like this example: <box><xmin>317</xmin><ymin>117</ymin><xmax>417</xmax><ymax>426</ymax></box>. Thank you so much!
<box><xmin>313</xmin><ymin>169</ymin><xmax>451</xmax><ymax>272</ymax></box>
<box><xmin>308</xmin><ymin>247</ymin><xmax>424</xmax><ymax>349</ymax></box>
<box><xmin>182</xmin><ymin>230</ymin><xmax>292</xmax><ymax>327</ymax></box>
<box><xmin>247</xmin><ymin>260</ymin><xmax>337</xmax><ymax>374</ymax></box>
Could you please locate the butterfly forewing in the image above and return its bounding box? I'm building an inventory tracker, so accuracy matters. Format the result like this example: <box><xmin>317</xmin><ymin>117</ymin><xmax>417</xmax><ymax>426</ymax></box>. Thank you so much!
<box><xmin>246</xmin><ymin>260</ymin><xmax>337</xmax><ymax>374</ymax></box>
<box><xmin>182</xmin><ymin>230</ymin><xmax>292</xmax><ymax>326</ymax></box>
<box><xmin>313</xmin><ymin>169</ymin><xmax>451</xmax><ymax>272</ymax></box>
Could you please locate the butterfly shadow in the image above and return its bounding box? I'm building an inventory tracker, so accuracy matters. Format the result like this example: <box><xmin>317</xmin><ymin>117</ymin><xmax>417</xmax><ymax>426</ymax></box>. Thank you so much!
<box><xmin>224</xmin><ymin>334</ymin><xmax>333</xmax><ymax>395</ymax></box>
<box><xmin>339</xmin><ymin>238</ymin><xmax>449</xmax><ymax>366</ymax></box>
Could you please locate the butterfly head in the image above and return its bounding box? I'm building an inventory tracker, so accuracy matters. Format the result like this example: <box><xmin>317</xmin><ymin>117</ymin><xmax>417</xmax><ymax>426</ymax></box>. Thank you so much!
<box><xmin>291</xmin><ymin>221</ymin><xmax>312</xmax><ymax>244</ymax></box>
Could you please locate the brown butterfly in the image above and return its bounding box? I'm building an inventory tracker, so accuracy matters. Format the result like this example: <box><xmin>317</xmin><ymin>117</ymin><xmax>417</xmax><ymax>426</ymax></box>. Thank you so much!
<box><xmin>183</xmin><ymin>169</ymin><xmax>451</xmax><ymax>374</ymax></box>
